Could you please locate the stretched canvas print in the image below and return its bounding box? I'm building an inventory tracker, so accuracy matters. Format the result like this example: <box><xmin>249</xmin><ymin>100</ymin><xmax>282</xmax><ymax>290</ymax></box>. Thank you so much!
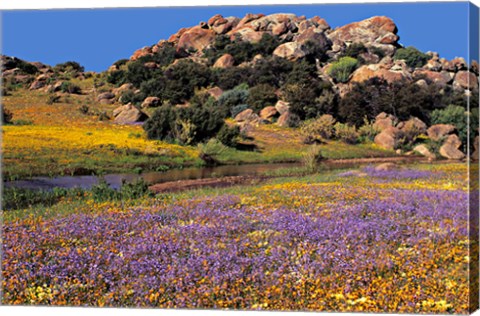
<box><xmin>1</xmin><ymin>0</ymin><xmax>479</xmax><ymax>314</ymax></box>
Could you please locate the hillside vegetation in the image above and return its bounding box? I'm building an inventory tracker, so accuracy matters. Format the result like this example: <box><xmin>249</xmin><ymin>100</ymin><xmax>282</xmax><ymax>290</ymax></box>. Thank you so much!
<box><xmin>2</xmin><ymin>13</ymin><xmax>479</xmax><ymax>179</ymax></box>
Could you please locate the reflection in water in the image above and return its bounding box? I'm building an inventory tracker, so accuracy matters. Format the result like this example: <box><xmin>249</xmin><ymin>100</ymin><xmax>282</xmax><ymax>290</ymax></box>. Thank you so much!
<box><xmin>4</xmin><ymin>159</ymin><xmax>427</xmax><ymax>191</ymax></box>
<box><xmin>4</xmin><ymin>163</ymin><xmax>302</xmax><ymax>190</ymax></box>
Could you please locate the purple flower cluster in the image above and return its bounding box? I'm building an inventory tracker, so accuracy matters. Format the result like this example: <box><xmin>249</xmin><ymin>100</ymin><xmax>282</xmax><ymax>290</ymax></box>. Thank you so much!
<box><xmin>2</xmin><ymin>185</ymin><xmax>470</xmax><ymax>311</ymax></box>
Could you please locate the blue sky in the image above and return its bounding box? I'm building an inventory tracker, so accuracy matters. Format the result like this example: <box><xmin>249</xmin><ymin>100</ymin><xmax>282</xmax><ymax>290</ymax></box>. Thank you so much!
<box><xmin>1</xmin><ymin>2</ymin><xmax>476</xmax><ymax>72</ymax></box>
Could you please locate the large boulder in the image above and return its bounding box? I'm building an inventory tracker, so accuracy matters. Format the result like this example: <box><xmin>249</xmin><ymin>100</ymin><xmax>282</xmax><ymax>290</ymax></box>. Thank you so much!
<box><xmin>413</xmin><ymin>69</ymin><xmax>453</xmax><ymax>86</ymax></box>
<box><xmin>141</xmin><ymin>96</ymin><xmax>161</xmax><ymax>108</ymax></box>
<box><xmin>207</xmin><ymin>86</ymin><xmax>223</xmax><ymax>100</ymax></box>
<box><xmin>472</xmin><ymin>136</ymin><xmax>479</xmax><ymax>160</ymax></box>
<box><xmin>234</xmin><ymin>109</ymin><xmax>259</xmax><ymax>123</ymax></box>
<box><xmin>427</xmin><ymin>124</ymin><xmax>455</xmax><ymax>141</ymax></box>
<box><xmin>374</xmin><ymin>126</ymin><xmax>404</xmax><ymax>150</ymax></box>
<box><xmin>443</xmin><ymin>57</ymin><xmax>468</xmax><ymax>72</ymax></box>
<box><xmin>113</xmin><ymin>104</ymin><xmax>149</xmax><ymax>124</ymax></box>
<box><xmin>130</xmin><ymin>46</ymin><xmax>152</xmax><ymax>61</ymax></box>
<box><xmin>453</xmin><ymin>71</ymin><xmax>479</xmax><ymax>90</ymax></box>
<box><xmin>328</xmin><ymin>16</ymin><xmax>399</xmax><ymax>57</ymax></box>
<box><xmin>213</xmin><ymin>53</ymin><xmax>235</xmax><ymax>68</ymax></box>
<box><xmin>373</xmin><ymin>112</ymin><xmax>396</xmax><ymax>131</ymax></box>
<box><xmin>439</xmin><ymin>134</ymin><xmax>465</xmax><ymax>160</ymax></box>
<box><xmin>29</xmin><ymin>74</ymin><xmax>50</xmax><ymax>90</ymax></box>
<box><xmin>259</xmin><ymin>106</ymin><xmax>278</xmax><ymax>120</ymax></box>
<box><xmin>113</xmin><ymin>83</ymin><xmax>134</xmax><ymax>97</ymax></box>
<box><xmin>350</xmin><ymin>64</ymin><xmax>410</xmax><ymax>84</ymax></box>
<box><xmin>374</xmin><ymin>162</ymin><xmax>401</xmax><ymax>171</ymax></box>
<box><xmin>413</xmin><ymin>144</ymin><xmax>436</xmax><ymax>160</ymax></box>
<box><xmin>228</xmin><ymin>27</ymin><xmax>264</xmax><ymax>43</ymax></box>
<box><xmin>397</xmin><ymin>117</ymin><xmax>427</xmax><ymax>135</ymax></box>
<box><xmin>273</xmin><ymin>42</ymin><xmax>307</xmax><ymax>61</ymax></box>
<box><xmin>177</xmin><ymin>26</ymin><xmax>216</xmax><ymax>55</ymax></box>
<box><xmin>295</xmin><ymin>27</ymin><xmax>331</xmax><ymax>49</ymax></box>
<box><xmin>277</xmin><ymin>111</ymin><xmax>293</xmax><ymax>127</ymax></box>
<box><xmin>97</xmin><ymin>92</ymin><xmax>115</xmax><ymax>104</ymax></box>
<box><xmin>275</xmin><ymin>100</ymin><xmax>290</xmax><ymax>115</ymax></box>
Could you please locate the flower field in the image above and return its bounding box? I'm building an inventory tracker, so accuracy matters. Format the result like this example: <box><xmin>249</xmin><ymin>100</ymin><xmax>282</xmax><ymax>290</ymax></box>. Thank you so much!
<box><xmin>2</xmin><ymin>163</ymin><xmax>474</xmax><ymax>313</ymax></box>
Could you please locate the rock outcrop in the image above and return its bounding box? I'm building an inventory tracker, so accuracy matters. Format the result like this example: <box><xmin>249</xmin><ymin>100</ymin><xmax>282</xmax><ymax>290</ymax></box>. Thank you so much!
<box><xmin>113</xmin><ymin>104</ymin><xmax>149</xmax><ymax>124</ymax></box>
<box><xmin>259</xmin><ymin>106</ymin><xmax>278</xmax><ymax>121</ymax></box>
<box><xmin>413</xmin><ymin>144</ymin><xmax>436</xmax><ymax>160</ymax></box>
<box><xmin>439</xmin><ymin>134</ymin><xmax>465</xmax><ymax>160</ymax></box>
<box><xmin>427</xmin><ymin>124</ymin><xmax>455</xmax><ymax>141</ymax></box>
<box><xmin>374</xmin><ymin>126</ymin><xmax>404</xmax><ymax>150</ymax></box>
<box><xmin>213</xmin><ymin>54</ymin><xmax>235</xmax><ymax>68</ymax></box>
<box><xmin>141</xmin><ymin>96</ymin><xmax>161</xmax><ymax>108</ymax></box>
<box><xmin>328</xmin><ymin>16</ymin><xmax>399</xmax><ymax>57</ymax></box>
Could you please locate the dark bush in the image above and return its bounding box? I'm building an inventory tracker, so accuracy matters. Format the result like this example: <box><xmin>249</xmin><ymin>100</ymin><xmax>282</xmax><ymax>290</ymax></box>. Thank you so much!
<box><xmin>216</xmin><ymin>124</ymin><xmax>241</xmax><ymax>147</ymax></box>
<box><xmin>247</xmin><ymin>84</ymin><xmax>278</xmax><ymax>113</ymax></box>
<box><xmin>78</xmin><ymin>105</ymin><xmax>89</xmax><ymax>115</ymax></box>
<box><xmin>3</xmin><ymin>57</ymin><xmax>39</xmax><ymax>74</ymax></box>
<box><xmin>54</xmin><ymin>61</ymin><xmax>85</xmax><ymax>73</ymax></box>
<box><xmin>113</xmin><ymin>59</ymin><xmax>129</xmax><ymax>68</ymax></box>
<box><xmin>143</xmin><ymin>105</ymin><xmax>178</xmax><ymax>141</ymax></box>
<box><xmin>60</xmin><ymin>81</ymin><xmax>82</xmax><ymax>94</ymax></box>
<box><xmin>230</xmin><ymin>104</ymin><xmax>249</xmax><ymax>118</ymax></box>
<box><xmin>162</xmin><ymin>59</ymin><xmax>212</xmax><ymax>104</ymax></box>
<box><xmin>107</xmin><ymin>70</ymin><xmax>127</xmax><ymax>86</ymax></box>
<box><xmin>213</xmin><ymin>67</ymin><xmax>253</xmax><ymax>90</ymax></box>
<box><xmin>394</xmin><ymin>46</ymin><xmax>430</xmax><ymax>68</ymax></box>
<box><xmin>218</xmin><ymin>86</ymin><xmax>249</xmax><ymax>116</ymax></box>
<box><xmin>120</xmin><ymin>90</ymin><xmax>145</xmax><ymax>105</ymax></box>
<box><xmin>339</xmin><ymin>78</ymin><xmax>450</xmax><ymax>127</ymax></box>
<box><xmin>249</xmin><ymin>56</ymin><xmax>293</xmax><ymax>87</ymax></box>
<box><xmin>2</xmin><ymin>107</ymin><xmax>13</xmax><ymax>124</ymax></box>
<box><xmin>126</xmin><ymin>60</ymin><xmax>160</xmax><ymax>88</ymax></box>
<box><xmin>204</xmin><ymin>33</ymin><xmax>283</xmax><ymax>66</ymax></box>
<box><xmin>137</xmin><ymin>43</ymin><xmax>177</xmax><ymax>67</ymax></box>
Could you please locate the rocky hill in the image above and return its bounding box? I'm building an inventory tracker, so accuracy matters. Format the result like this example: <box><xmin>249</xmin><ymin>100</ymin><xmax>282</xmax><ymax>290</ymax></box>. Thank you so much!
<box><xmin>2</xmin><ymin>13</ymin><xmax>479</xmax><ymax>160</ymax></box>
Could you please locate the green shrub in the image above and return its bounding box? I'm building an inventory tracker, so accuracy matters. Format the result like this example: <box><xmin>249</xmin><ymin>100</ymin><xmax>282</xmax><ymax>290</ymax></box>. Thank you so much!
<box><xmin>300</xmin><ymin>114</ymin><xmax>336</xmax><ymax>144</ymax></box>
<box><xmin>216</xmin><ymin>125</ymin><xmax>241</xmax><ymax>147</ymax></box>
<box><xmin>143</xmin><ymin>105</ymin><xmax>178</xmax><ymax>141</ymax></box>
<box><xmin>60</xmin><ymin>81</ymin><xmax>82</xmax><ymax>94</ymax></box>
<box><xmin>358</xmin><ymin>117</ymin><xmax>381</xmax><ymax>143</ymax></box>
<box><xmin>334</xmin><ymin>122</ymin><xmax>359</xmax><ymax>144</ymax></box>
<box><xmin>328</xmin><ymin>57</ymin><xmax>358</xmax><ymax>83</ymax></box>
<box><xmin>197</xmin><ymin>138</ymin><xmax>227</xmax><ymax>165</ymax></box>
<box><xmin>91</xmin><ymin>179</ymin><xmax>118</xmax><ymax>202</ymax></box>
<box><xmin>218</xmin><ymin>87</ymin><xmax>249</xmax><ymax>116</ymax></box>
<box><xmin>394</xmin><ymin>46</ymin><xmax>429</xmax><ymax>68</ymax></box>
<box><xmin>120</xmin><ymin>90</ymin><xmax>145</xmax><ymax>105</ymax></box>
<box><xmin>119</xmin><ymin>178</ymin><xmax>152</xmax><ymax>200</ymax></box>
<box><xmin>46</xmin><ymin>94</ymin><xmax>61</xmax><ymax>104</ymax></box>
<box><xmin>78</xmin><ymin>105</ymin><xmax>89</xmax><ymax>115</ymax></box>
<box><xmin>54</xmin><ymin>61</ymin><xmax>85</xmax><ymax>73</ymax></box>
<box><xmin>230</xmin><ymin>104</ymin><xmax>249</xmax><ymax>118</ymax></box>
<box><xmin>2</xmin><ymin>108</ymin><xmax>13</xmax><ymax>124</ymax></box>
<box><xmin>430</xmin><ymin>104</ymin><xmax>477</xmax><ymax>151</ymax></box>
<box><xmin>162</xmin><ymin>59</ymin><xmax>212</xmax><ymax>104</ymax></box>
<box><xmin>107</xmin><ymin>70</ymin><xmax>127</xmax><ymax>86</ymax></box>
<box><xmin>3</xmin><ymin>187</ymin><xmax>85</xmax><ymax>210</ymax></box>
<box><xmin>247</xmin><ymin>84</ymin><xmax>278</xmax><ymax>113</ymax></box>
<box><xmin>113</xmin><ymin>59</ymin><xmax>129</xmax><ymax>68</ymax></box>
<box><xmin>144</xmin><ymin>102</ymin><xmax>225</xmax><ymax>145</ymax></box>
<box><xmin>302</xmin><ymin>145</ymin><xmax>324</xmax><ymax>172</ymax></box>
<box><xmin>12</xmin><ymin>119</ymin><xmax>33</xmax><ymax>126</ymax></box>
<box><xmin>3</xmin><ymin>57</ymin><xmax>39</xmax><ymax>75</ymax></box>
<box><xmin>249</xmin><ymin>56</ymin><xmax>293</xmax><ymax>88</ymax></box>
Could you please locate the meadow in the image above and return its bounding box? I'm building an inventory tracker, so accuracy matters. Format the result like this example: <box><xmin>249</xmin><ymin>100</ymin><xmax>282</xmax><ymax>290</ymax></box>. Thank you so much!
<box><xmin>2</xmin><ymin>88</ymin><xmax>393</xmax><ymax>180</ymax></box>
<box><xmin>2</xmin><ymin>163</ymin><xmax>473</xmax><ymax>313</ymax></box>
